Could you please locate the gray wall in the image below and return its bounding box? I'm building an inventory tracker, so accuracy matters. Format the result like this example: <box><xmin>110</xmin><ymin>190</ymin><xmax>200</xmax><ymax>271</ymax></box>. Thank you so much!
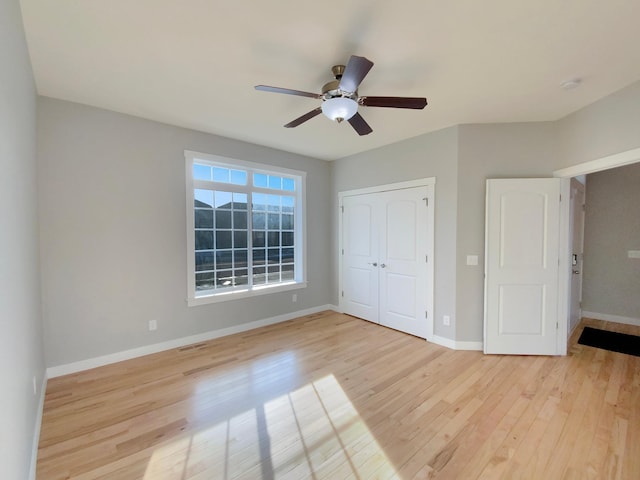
<box><xmin>38</xmin><ymin>97</ymin><xmax>332</xmax><ymax>367</ymax></box>
<box><xmin>582</xmin><ymin>163</ymin><xmax>640</xmax><ymax>319</ymax></box>
<box><xmin>456</xmin><ymin>123</ymin><xmax>560</xmax><ymax>341</ymax></box>
<box><xmin>0</xmin><ymin>1</ymin><xmax>45</xmax><ymax>478</ymax></box>
<box><xmin>331</xmin><ymin>127</ymin><xmax>459</xmax><ymax>339</ymax></box>
<box><xmin>557</xmin><ymin>80</ymin><xmax>640</xmax><ymax>167</ymax></box>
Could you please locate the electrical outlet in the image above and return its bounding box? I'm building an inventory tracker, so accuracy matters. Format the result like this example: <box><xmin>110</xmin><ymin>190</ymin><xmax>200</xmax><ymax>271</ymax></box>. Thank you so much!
<box><xmin>292</xmin><ymin>294</ymin><xmax>297</xmax><ymax>303</ymax></box>
<box><xmin>148</xmin><ymin>320</ymin><xmax>158</xmax><ymax>331</ymax></box>
<box><xmin>443</xmin><ymin>315</ymin><xmax>451</xmax><ymax>326</ymax></box>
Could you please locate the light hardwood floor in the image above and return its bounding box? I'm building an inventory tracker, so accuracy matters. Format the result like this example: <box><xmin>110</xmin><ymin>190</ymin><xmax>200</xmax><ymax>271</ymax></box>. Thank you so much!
<box><xmin>37</xmin><ymin>312</ymin><xmax>640</xmax><ymax>479</ymax></box>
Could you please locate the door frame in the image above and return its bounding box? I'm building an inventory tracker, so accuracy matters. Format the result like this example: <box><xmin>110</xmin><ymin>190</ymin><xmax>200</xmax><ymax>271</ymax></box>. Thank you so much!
<box><xmin>554</xmin><ymin>146</ymin><xmax>640</xmax><ymax>354</ymax></box>
<box><xmin>338</xmin><ymin>178</ymin><xmax>436</xmax><ymax>341</ymax></box>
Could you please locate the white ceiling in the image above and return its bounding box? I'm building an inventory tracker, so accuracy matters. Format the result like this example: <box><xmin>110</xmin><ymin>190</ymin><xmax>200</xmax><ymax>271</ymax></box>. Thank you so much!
<box><xmin>20</xmin><ymin>0</ymin><xmax>640</xmax><ymax>160</ymax></box>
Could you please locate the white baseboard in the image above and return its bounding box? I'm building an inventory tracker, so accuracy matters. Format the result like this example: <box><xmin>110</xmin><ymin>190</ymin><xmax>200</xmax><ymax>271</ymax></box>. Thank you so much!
<box><xmin>430</xmin><ymin>334</ymin><xmax>483</xmax><ymax>351</ymax></box>
<box><xmin>29</xmin><ymin>373</ymin><xmax>48</xmax><ymax>480</ymax></box>
<box><xmin>582</xmin><ymin>311</ymin><xmax>640</xmax><ymax>327</ymax></box>
<box><xmin>47</xmin><ymin>305</ymin><xmax>338</xmax><ymax>378</ymax></box>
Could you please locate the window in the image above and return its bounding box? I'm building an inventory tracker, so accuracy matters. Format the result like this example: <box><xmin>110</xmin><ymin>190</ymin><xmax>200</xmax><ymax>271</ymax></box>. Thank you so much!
<box><xmin>185</xmin><ymin>151</ymin><xmax>306</xmax><ymax>305</ymax></box>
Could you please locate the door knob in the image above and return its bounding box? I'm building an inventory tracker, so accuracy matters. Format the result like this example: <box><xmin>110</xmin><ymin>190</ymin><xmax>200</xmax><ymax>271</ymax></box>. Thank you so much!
<box><xmin>572</xmin><ymin>270</ymin><xmax>580</xmax><ymax>274</ymax></box>
<box><xmin>380</xmin><ymin>263</ymin><xmax>386</xmax><ymax>268</ymax></box>
<box><xmin>368</xmin><ymin>262</ymin><xmax>378</xmax><ymax>267</ymax></box>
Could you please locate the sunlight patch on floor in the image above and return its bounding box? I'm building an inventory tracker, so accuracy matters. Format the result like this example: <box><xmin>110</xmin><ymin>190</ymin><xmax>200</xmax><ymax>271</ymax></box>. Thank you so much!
<box><xmin>143</xmin><ymin>374</ymin><xmax>397</xmax><ymax>479</ymax></box>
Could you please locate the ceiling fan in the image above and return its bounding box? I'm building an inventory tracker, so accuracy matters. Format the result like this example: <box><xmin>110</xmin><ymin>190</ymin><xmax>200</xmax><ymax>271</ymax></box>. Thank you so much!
<box><xmin>255</xmin><ymin>55</ymin><xmax>428</xmax><ymax>136</ymax></box>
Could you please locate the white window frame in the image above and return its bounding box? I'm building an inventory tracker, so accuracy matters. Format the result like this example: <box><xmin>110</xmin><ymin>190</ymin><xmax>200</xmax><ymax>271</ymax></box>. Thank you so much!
<box><xmin>185</xmin><ymin>150</ymin><xmax>307</xmax><ymax>306</ymax></box>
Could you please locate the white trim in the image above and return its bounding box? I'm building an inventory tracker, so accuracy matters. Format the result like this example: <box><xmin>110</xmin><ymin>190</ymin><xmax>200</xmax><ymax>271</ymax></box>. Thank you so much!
<box><xmin>188</xmin><ymin>281</ymin><xmax>307</xmax><ymax>307</ymax></box>
<box><xmin>430</xmin><ymin>334</ymin><xmax>483</xmax><ymax>351</ymax></box>
<box><xmin>582</xmin><ymin>311</ymin><xmax>640</xmax><ymax>327</ymax></box>
<box><xmin>338</xmin><ymin>177</ymin><xmax>436</xmax><ymax>198</ymax></box>
<box><xmin>29</xmin><ymin>374</ymin><xmax>48</xmax><ymax>480</ymax></box>
<box><xmin>47</xmin><ymin>305</ymin><xmax>337</xmax><ymax>378</ymax></box>
<box><xmin>557</xmin><ymin>178</ymin><xmax>571</xmax><ymax>355</ymax></box>
<box><xmin>553</xmin><ymin>147</ymin><xmax>640</xmax><ymax>178</ymax></box>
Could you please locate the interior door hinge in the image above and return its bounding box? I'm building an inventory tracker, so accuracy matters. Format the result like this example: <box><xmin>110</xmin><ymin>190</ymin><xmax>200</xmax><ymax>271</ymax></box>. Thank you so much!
<box><xmin>425</xmin><ymin>311</ymin><xmax>428</xmax><ymax>319</ymax></box>
<box><xmin>341</xmin><ymin>291</ymin><xmax>344</xmax><ymax>297</ymax></box>
<box><xmin>423</xmin><ymin>197</ymin><xmax>428</xmax><ymax>206</ymax></box>
<box><xmin>560</xmin><ymin>194</ymin><xmax>562</xmax><ymax>202</ymax></box>
<box><xmin>425</xmin><ymin>255</ymin><xmax>428</xmax><ymax>263</ymax></box>
<box><xmin>341</xmin><ymin>206</ymin><xmax>344</xmax><ymax>213</ymax></box>
<box><xmin>341</xmin><ymin>248</ymin><xmax>344</xmax><ymax>255</ymax></box>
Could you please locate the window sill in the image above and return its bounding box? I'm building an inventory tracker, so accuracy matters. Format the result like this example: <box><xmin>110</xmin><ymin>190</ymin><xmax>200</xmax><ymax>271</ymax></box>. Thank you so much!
<box><xmin>187</xmin><ymin>281</ymin><xmax>307</xmax><ymax>307</ymax></box>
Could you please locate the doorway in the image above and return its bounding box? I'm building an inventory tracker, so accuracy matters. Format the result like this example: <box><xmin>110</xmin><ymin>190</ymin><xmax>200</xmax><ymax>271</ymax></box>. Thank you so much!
<box><xmin>338</xmin><ymin>179</ymin><xmax>435</xmax><ymax>339</ymax></box>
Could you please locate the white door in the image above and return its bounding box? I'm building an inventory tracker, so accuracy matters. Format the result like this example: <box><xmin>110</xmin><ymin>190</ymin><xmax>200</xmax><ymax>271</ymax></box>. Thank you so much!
<box><xmin>484</xmin><ymin>178</ymin><xmax>561</xmax><ymax>355</ymax></box>
<box><xmin>341</xmin><ymin>185</ymin><xmax>432</xmax><ymax>338</ymax></box>
<box><xmin>379</xmin><ymin>188</ymin><xmax>428</xmax><ymax>338</ymax></box>
<box><xmin>342</xmin><ymin>193</ymin><xmax>380</xmax><ymax>323</ymax></box>
<box><xmin>569</xmin><ymin>178</ymin><xmax>585</xmax><ymax>334</ymax></box>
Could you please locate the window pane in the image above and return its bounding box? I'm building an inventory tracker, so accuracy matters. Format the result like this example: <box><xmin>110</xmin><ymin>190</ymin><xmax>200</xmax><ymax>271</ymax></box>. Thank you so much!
<box><xmin>195</xmin><ymin>252</ymin><xmax>215</xmax><ymax>271</ymax></box>
<box><xmin>253</xmin><ymin>231</ymin><xmax>265</xmax><ymax>248</ymax></box>
<box><xmin>282</xmin><ymin>232</ymin><xmax>294</xmax><ymax>246</ymax></box>
<box><xmin>193</xmin><ymin>164</ymin><xmax>211</xmax><ymax>181</ymax></box>
<box><xmin>267</xmin><ymin>265</ymin><xmax>280</xmax><ymax>283</ymax></box>
<box><xmin>282</xmin><ymin>248</ymin><xmax>294</xmax><ymax>263</ymax></box>
<box><xmin>196</xmin><ymin>272</ymin><xmax>215</xmax><ymax>290</ymax></box>
<box><xmin>216</xmin><ymin>250</ymin><xmax>233</xmax><ymax>269</ymax></box>
<box><xmin>213</xmin><ymin>167</ymin><xmax>229</xmax><ymax>183</ymax></box>
<box><xmin>194</xmin><ymin>209</ymin><xmax>213</xmax><ymax>228</ymax></box>
<box><xmin>254</xmin><ymin>173</ymin><xmax>268</xmax><ymax>188</ymax></box>
<box><xmin>231</xmin><ymin>169</ymin><xmax>247</xmax><ymax>185</ymax></box>
<box><xmin>267</xmin><ymin>213</ymin><xmax>280</xmax><ymax>230</ymax></box>
<box><xmin>234</xmin><ymin>230</ymin><xmax>248</xmax><ymax>248</ymax></box>
<box><xmin>268</xmin><ymin>248</ymin><xmax>280</xmax><ymax>264</ymax></box>
<box><xmin>268</xmin><ymin>232</ymin><xmax>280</xmax><ymax>247</ymax></box>
<box><xmin>215</xmin><ymin>191</ymin><xmax>232</xmax><ymax>208</ymax></box>
<box><xmin>252</xmin><ymin>212</ymin><xmax>265</xmax><ymax>230</ymax></box>
<box><xmin>253</xmin><ymin>248</ymin><xmax>266</xmax><ymax>265</ymax></box>
<box><xmin>268</xmin><ymin>175</ymin><xmax>282</xmax><ymax>190</ymax></box>
<box><xmin>235</xmin><ymin>269</ymin><xmax>249</xmax><ymax>286</ymax></box>
<box><xmin>283</xmin><ymin>178</ymin><xmax>295</xmax><ymax>191</ymax></box>
<box><xmin>217</xmin><ymin>270</ymin><xmax>233</xmax><ymax>287</ymax></box>
<box><xmin>194</xmin><ymin>189</ymin><xmax>213</xmax><ymax>208</ymax></box>
<box><xmin>282</xmin><ymin>214</ymin><xmax>293</xmax><ymax>230</ymax></box>
<box><xmin>281</xmin><ymin>264</ymin><xmax>294</xmax><ymax>281</ymax></box>
<box><xmin>234</xmin><ymin>249</ymin><xmax>248</xmax><ymax>268</ymax></box>
<box><xmin>195</xmin><ymin>230</ymin><xmax>214</xmax><ymax>250</ymax></box>
<box><xmin>253</xmin><ymin>266</ymin><xmax>266</xmax><ymax>285</ymax></box>
<box><xmin>233</xmin><ymin>193</ymin><xmax>247</xmax><ymax>209</ymax></box>
<box><xmin>253</xmin><ymin>193</ymin><xmax>267</xmax><ymax>211</ymax></box>
<box><xmin>215</xmin><ymin>210</ymin><xmax>231</xmax><ymax>229</ymax></box>
<box><xmin>282</xmin><ymin>196</ymin><xmax>294</xmax><ymax>213</ymax></box>
<box><xmin>216</xmin><ymin>231</ymin><xmax>232</xmax><ymax>249</ymax></box>
<box><xmin>234</xmin><ymin>211</ymin><xmax>247</xmax><ymax>229</ymax></box>
<box><xmin>267</xmin><ymin>195</ymin><xmax>281</xmax><ymax>212</ymax></box>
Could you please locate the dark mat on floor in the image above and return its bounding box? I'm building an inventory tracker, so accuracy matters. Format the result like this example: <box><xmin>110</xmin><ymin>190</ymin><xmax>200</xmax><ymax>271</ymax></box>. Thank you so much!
<box><xmin>578</xmin><ymin>326</ymin><xmax>640</xmax><ymax>357</ymax></box>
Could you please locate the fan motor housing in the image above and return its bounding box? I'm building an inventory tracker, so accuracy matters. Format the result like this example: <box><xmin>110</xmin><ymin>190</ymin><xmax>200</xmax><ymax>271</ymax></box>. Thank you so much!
<box><xmin>322</xmin><ymin>65</ymin><xmax>358</xmax><ymax>99</ymax></box>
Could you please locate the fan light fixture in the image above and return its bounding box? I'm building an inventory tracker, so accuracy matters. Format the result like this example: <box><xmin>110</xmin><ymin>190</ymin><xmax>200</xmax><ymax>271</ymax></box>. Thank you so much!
<box><xmin>321</xmin><ymin>97</ymin><xmax>358</xmax><ymax>122</ymax></box>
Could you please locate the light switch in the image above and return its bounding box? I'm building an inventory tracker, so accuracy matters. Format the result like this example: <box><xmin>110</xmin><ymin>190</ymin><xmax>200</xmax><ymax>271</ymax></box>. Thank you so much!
<box><xmin>628</xmin><ymin>250</ymin><xmax>640</xmax><ymax>259</ymax></box>
<box><xmin>466</xmin><ymin>255</ymin><xmax>479</xmax><ymax>266</ymax></box>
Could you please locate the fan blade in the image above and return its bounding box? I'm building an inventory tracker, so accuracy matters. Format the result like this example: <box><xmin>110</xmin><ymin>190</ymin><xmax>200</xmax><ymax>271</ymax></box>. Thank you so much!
<box><xmin>339</xmin><ymin>55</ymin><xmax>374</xmax><ymax>93</ymax></box>
<box><xmin>360</xmin><ymin>96</ymin><xmax>428</xmax><ymax>109</ymax></box>
<box><xmin>255</xmin><ymin>85</ymin><xmax>321</xmax><ymax>99</ymax></box>
<box><xmin>347</xmin><ymin>112</ymin><xmax>373</xmax><ymax>136</ymax></box>
<box><xmin>284</xmin><ymin>107</ymin><xmax>322</xmax><ymax>128</ymax></box>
